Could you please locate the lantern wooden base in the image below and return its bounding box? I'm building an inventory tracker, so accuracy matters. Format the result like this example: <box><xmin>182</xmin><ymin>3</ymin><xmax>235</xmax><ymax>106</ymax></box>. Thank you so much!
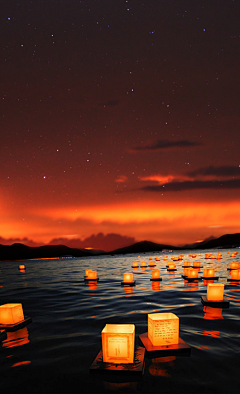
<box><xmin>150</xmin><ymin>278</ymin><xmax>162</xmax><ymax>281</ymax></box>
<box><xmin>182</xmin><ymin>275</ymin><xmax>202</xmax><ymax>281</ymax></box>
<box><xmin>167</xmin><ymin>268</ymin><xmax>177</xmax><ymax>271</ymax></box>
<box><xmin>121</xmin><ymin>281</ymin><xmax>136</xmax><ymax>286</ymax></box>
<box><xmin>90</xmin><ymin>345</ymin><xmax>145</xmax><ymax>376</ymax></box>
<box><xmin>202</xmin><ymin>276</ymin><xmax>219</xmax><ymax>280</ymax></box>
<box><xmin>227</xmin><ymin>278</ymin><xmax>240</xmax><ymax>282</ymax></box>
<box><xmin>138</xmin><ymin>332</ymin><xmax>191</xmax><ymax>358</ymax></box>
<box><xmin>0</xmin><ymin>316</ymin><xmax>32</xmax><ymax>332</ymax></box>
<box><xmin>201</xmin><ymin>296</ymin><xmax>229</xmax><ymax>308</ymax></box>
<box><xmin>227</xmin><ymin>268</ymin><xmax>238</xmax><ymax>271</ymax></box>
<box><xmin>0</xmin><ymin>330</ymin><xmax>7</xmax><ymax>342</ymax></box>
<box><xmin>84</xmin><ymin>277</ymin><xmax>99</xmax><ymax>281</ymax></box>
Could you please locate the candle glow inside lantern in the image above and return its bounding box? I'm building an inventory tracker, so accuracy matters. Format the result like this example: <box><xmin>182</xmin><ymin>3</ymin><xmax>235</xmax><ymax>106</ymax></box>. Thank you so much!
<box><xmin>188</xmin><ymin>268</ymin><xmax>198</xmax><ymax>279</ymax></box>
<box><xmin>148</xmin><ymin>313</ymin><xmax>179</xmax><ymax>346</ymax></box>
<box><xmin>132</xmin><ymin>262</ymin><xmax>138</xmax><ymax>268</ymax></box>
<box><xmin>141</xmin><ymin>262</ymin><xmax>147</xmax><ymax>267</ymax></box>
<box><xmin>183</xmin><ymin>261</ymin><xmax>191</xmax><ymax>267</ymax></box>
<box><xmin>193</xmin><ymin>261</ymin><xmax>201</xmax><ymax>268</ymax></box>
<box><xmin>152</xmin><ymin>270</ymin><xmax>160</xmax><ymax>280</ymax></box>
<box><xmin>203</xmin><ymin>268</ymin><xmax>215</xmax><ymax>278</ymax></box>
<box><xmin>0</xmin><ymin>304</ymin><xmax>24</xmax><ymax>325</ymax></box>
<box><xmin>102</xmin><ymin>324</ymin><xmax>135</xmax><ymax>364</ymax></box>
<box><xmin>230</xmin><ymin>262</ymin><xmax>240</xmax><ymax>270</ymax></box>
<box><xmin>168</xmin><ymin>263</ymin><xmax>175</xmax><ymax>270</ymax></box>
<box><xmin>207</xmin><ymin>283</ymin><xmax>224</xmax><ymax>302</ymax></box>
<box><xmin>19</xmin><ymin>264</ymin><xmax>25</xmax><ymax>270</ymax></box>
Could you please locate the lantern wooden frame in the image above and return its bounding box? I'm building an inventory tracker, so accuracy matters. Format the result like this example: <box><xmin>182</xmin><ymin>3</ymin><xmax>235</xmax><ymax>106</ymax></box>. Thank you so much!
<box><xmin>0</xmin><ymin>304</ymin><xmax>32</xmax><ymax>331</ymax></box>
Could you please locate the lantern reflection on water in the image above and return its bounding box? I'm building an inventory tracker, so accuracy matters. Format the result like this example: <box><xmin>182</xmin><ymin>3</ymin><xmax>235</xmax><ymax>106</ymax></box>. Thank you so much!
<box><xmin>102</xmin><ymin>324</ymin><xmax>135</xmax><ymax>364</ymax></box>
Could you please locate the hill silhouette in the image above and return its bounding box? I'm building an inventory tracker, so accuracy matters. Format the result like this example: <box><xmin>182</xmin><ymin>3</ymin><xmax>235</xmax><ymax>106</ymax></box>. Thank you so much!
<box><xmin>0</xmin><ymin>233</ymin><xmax>240</xmax><ymax>261</ymax></box>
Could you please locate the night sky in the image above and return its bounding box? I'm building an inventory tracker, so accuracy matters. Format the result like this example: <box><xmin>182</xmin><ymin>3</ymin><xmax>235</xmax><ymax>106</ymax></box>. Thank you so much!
<box><xmin>1</xmin><ymin>0</ymin><xmax>240</xmax><ymax>251</ymax></box>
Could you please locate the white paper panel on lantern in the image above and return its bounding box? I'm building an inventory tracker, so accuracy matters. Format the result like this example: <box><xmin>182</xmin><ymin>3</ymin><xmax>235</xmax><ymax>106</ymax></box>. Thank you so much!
<box><xmin>148</xmin><ymin>313</ymin><xmax>179</xmax><ymax>347</ymax></box>
<box><xmin>102</xmin><ymin>324</ymin><xmax>135</xmax><ymax>364</ymax></box>
<box><xmin>0</xmin><ymin>303</ymin><xmax>24</xmax><ymax>325</ymax></box>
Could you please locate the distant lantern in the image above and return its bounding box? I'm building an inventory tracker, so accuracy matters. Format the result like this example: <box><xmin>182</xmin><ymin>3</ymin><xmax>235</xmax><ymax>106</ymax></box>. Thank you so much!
<box><xmin>151</xmin><ymin>270</ymin><xmax>161</xmax><ymax>280</ymax></box>
<box><xmin>168</xmin><ymin>263</ymin><xmax>175</xmax><ymax>271</ymax></box>
<box><xmin>123</xmin><ymin>273</ymin><xmax>133</xmax><ymax>283</ymax></box>
<box><xmin>141</xmin><ymin>262</ymin><xmax>147</xmax><ymax>268</ymax></box>
<box><xmin>193</xmin><ymin>261</ymin><xmax>201</xmax><ymax>268</ymax></box>
<box><xmin>0</xmin><ymin>303</ymin><xmax>24</xmax><ymax>325</ymax></box>
<box><xmin>183</xmin><ymin>261</ymin><xmax>191</xmax><ymax>267</ymax></box>
<box><xmin>230</xmin><ymin>269</ymin><xmax>240</xmax><ymax>280</ymax></box>
<box><xmin>207</xmin><ymin>283</ymin><xmax>224</xmax><ymax>302</ymax></box>
<box><xmin>230</xmin><ymin>262</ymin><xmax>240</xmax><ymax>270</ymax></box>
<box><xmin>101</xmin><ymin>324</ymin><xmax>135</xmax><ymax>364</ymax></box>
<box><xmin>148</xmin><ymin>313</ymin><xmax>179</xmax><ymax>347</ymax></box>
<box><xmin>188</xmin><ymin>268</ymin><xmax>198</xmax><ymax>279</ymax></box>
<box><xmin>19</xmin><ymin>265</ymin><xmax>25</xmax><ymax>270</ymax></box>
<box><xmin>149</xmin><ymin>257</ymin><xmax>152</xmax><ymax>260</ymax></box>
<box><xmin>203</xmin><ymin>268</ymin><xmax>215</xmax><ymax>278</ymax></box>
<box><xmin>184</xmin><ymin>268</ymin><xmax>191</xmax><ymax>277</ymax></box>
<box><xmin>155</xmin><ymin>257</ymin><xmax>160</xmax><ymax>261</ymax></box>
<box><xmin>86</xmin><ymin>270</ymin><xmax>98</xmax><ymax>280</ymax></box>
<box><xmin>132</xmin><ymin>262</ymin><xmax>138</xmax><ymax>268</ymax></box>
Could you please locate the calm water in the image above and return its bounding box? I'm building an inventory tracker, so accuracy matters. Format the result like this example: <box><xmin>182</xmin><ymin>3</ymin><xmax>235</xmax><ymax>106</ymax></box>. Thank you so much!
<box><xmin>0</xmin><ymin>249</ymin><xmax>240</xmax><ymax>393</ymax></box>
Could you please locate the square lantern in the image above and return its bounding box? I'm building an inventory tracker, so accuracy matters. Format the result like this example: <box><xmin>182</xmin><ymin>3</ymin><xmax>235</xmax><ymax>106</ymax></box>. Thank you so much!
<box><xmin>193</xmin><ymin>261</ymin><xmax>201</xmax><ymax>268</ymax></box>
<box><xmin>86</xmin><ymin>270</ymin><xmax>98</xmax><ymax>280</ymax></box>
<box><xmin>132</xmin><ymin>262</ymin><xmax>138</xmax><ymax>268</ymax></box>
<box><xmin>183</xmin><ymin>261</ymin><xmax>191</xmax><ymax>267</ymax></box>
<box><xmin>151</xmin><ymin>270</ymin><xmax>162</xmax><ymax>281</ymax></box>
<box><xmin>203</xmin><ymin>268</ymin><xmax>215</xmax><ymax>278</ymax></box>
<box><xmin>141</xmin><ymin>262</ymin><xmax>147</xmax><ymax>267</ymax></box>
<box><xmin>148</xmin><ymin>313</ymin><xmax>179</xmax><ymax>347</ymax></box>
<box><xmin>167</xmin><ymin>263</ymin><xmax>175</xmax><ymax>271</ymax></box>
<box><xmin>230</xmin><ymin>262</ymin><xmax>240</xmax><ymax>270</ymax></box>
<box><xmin>102</xmin><ymin>324</ymin><xmax>135</xmax><ymax>364</ymax></box>
<box><xmin>230</xmin><ymin>269</ymin><xmax>240</xmax><ymax>280</ymax></box>
<box><xmin>188</xmin><ymin>268</ymin><xmax>198</xmax><ymax>279</ymax></box>
<box><xmin>121</xmin><ymin>273</ymin><xmax>135</xmax><ymax>286</ymax></box>
<box><xmin>207</xmin><ymin>283</ymin><xmax>224</xmax><ymax>301</ymax></box>
<box><xmin>0</xmin><ymin>304</ymin><xmax>24</xmax><ymax>325</ymax></box>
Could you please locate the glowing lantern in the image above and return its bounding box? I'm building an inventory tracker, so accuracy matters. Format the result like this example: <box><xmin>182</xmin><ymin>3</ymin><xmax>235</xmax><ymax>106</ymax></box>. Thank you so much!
<box><xmin>102</xmin><ymin>324</ymin><xmax>135</xmax><ymax>364</ymax></box>
<box><xmin>193</xmin><ymin>261</ymin><xmax>201</xmax><ymax>268</ymax></box>
<box><xmin>19</xmin><ymin>265</ymin><xmax>25</xmax><ymax>270</ymax></box>
<box><xmin>0</xmin><ymin>304</ymin><xmax>24</xmax><ymax>325</ymax></box>
<box><xmin>230</xmin><ymin>262</ymin><xmax>240</xmax><ymax>270</ymax></box>
<box><xmin>188</xmin><ymin>268</ymin><xmax>198</xmax><ymax>279</ymax></box>
<box><xmin>149</xmin><ymin>260</ymin><xmax>156</xmax><ymax>267</ymax></box>
<box><xmin>184</xmin><ymin>268</ymin><xmax>190</xmax><ymax>277</ymax></box>
<box><xmin>123</xmin><ymin>273</ymin><xmax>133</xmax><ymax>283</ymax></box>
<box><xmin>230</xmin><ymin>269</ymin><xmax>240</xmax><ymax>280</ymax></box>
<box><xmin>183</xmin><ymin>261</ymin><xmax>191</xmax><ymax>267</ymax></box>
<box><xmin>141</xmin><ymin>262</ymin><xmax>147</xmax><ymax>267</ymax></box>
<box><xmin>149</xmin><ymin>257</ymin><xmax>152</xmax><ymax>260</ymax></box>
<box><xmin>203</xmin><ymin>268</ymin><xmax>215</xmax><ymax>278</ymax></box>
<box><xmin>167</xmin><ymin>263</ymin><xmax>175</xmax><ymax>270</ymax></box>
<box><xmin>151</xmin><ymin>270</ymin><xmax>161</xmax><ymax>280</ymax></box>
<box><xmin>132</xmin><ymin>262</ymin><xmax>138</xmax><ymax>268</ymax></box>
<box><xmin>86</xmin><ymin>270</ymin><xmax>97</xmax><ymax>280</ymax></box>
<box><xmin>207</xmin><ymin>283</ymin><xmax>224</xmax><ymax>302</ymax></box>
<box><xmin>155</xmin><ymin>257</ymin><xmax>160</xmax><ymax>261</ymax></box>
<box><xmin>148</xmin><ymin>313</ymin><xmax>179</xmax><ymax>346</ymax></box>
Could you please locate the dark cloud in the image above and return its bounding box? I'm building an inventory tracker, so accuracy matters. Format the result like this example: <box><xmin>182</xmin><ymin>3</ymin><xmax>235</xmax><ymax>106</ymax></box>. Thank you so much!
<box><xmin>141</xmin><ymin>179</ymin><xmax>240</xmax><ymax>192</ymax></box>
<box><xmin>188</xmin><ymin>165</ymin><xmax>240</xmax><ymax>178</ymax></box>
<box><xmin>0</xmin><ymin>237</ymin><xmax>41</xmax><ymax>247</ymax></box>
<box><xmin>131</xmin><ymin>139</ymin><xmax>203</xmax><ymax>152</ymax></box>
<box><xmin>48</xmin><ymin>233</ymin><xmax>136</xmax><ymax>252</ymax></box>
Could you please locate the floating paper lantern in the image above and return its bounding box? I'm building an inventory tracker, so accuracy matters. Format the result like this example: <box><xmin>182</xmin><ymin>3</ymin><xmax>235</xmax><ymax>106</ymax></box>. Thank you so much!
<box><xmin>123</xmin><ymin>273</ymin><xmax>133</xmax><ymax>283</ymax></box>
<box><xmin>148</xmin><ymin>313</ymin><xmax>179</xmax><ymax>346</ymax></box>
<box><xmin>132</xmin><ymin>262</ymin><xmax>138</xmax><ymax>268</ymax></box>
<box><xmin>203</xmin><ymin>268</ymin><xmax>215</xmax><ymax>278</ymax></box>
<box><xmin>19</xmin><ymin>265</ymin><xmax>25</xmax><ymax>270</ymax></box>
<box><xmin>155</xmin><ymin>257</ymin><xmax>160</xmax><ymax>261</ymax></box>
<box><xmin>0</xmin><ymin>303</ymin><xmax>24</xmax><ymax>325</ymax></box>
<box><xmin>193</xmin><ymin>261</ymin><xmax>201</xmax><ymax>268</ymax></box>
<box><xmin>188</xmin><ymin>268</ymin><xmax>198</xmax><ymax>279</ymax></box>
<box><xmin>183</xmin><ymin>261</ymin><xmax>191</xmax><ymax>267</ymax></box>
<box><xmin>230</xmin><ymin>269</ymin><xmax>240</xmax><ymax>280</ymax></box>
<box><xmin>230</xmin><ymin>262</ymin><xmax>240</xmax><ymax>270</ymax></box>
<box><xmin>168</xmin><ymin>263</ymin><xmax>175</xmax><ymax>270</ymax></box>
<box><xmin>152</xmin><ymin>270</ymin><xmax>160</xmax><ymax>280</ymax></box>
<box><xmin>149</xmin><ymin>260</ymin><xmax>156</xmax><ymax>267</ymax></box>
<box><xmin>207</xmin><ymin>283</ymin><xmax>224</xmax><ymax>302</ymax></box>
<box><xmin>85</xmin><ymin>270</ymin><xmax>98</xmax><ymax>280</ymax></box>
<box><xmin>102</xmin><ymin>324</ymin><xmax>135</xmax><ymax>364</ymax></box>
<box><xmin>141</xmin><ymin>262</ymin><xmax>147</xmax><ymax>268</ymax></box>
<box><xmin>184</xmin><ymin>268</ymin><xmax>191</xmax><ymax>277</ymax></box>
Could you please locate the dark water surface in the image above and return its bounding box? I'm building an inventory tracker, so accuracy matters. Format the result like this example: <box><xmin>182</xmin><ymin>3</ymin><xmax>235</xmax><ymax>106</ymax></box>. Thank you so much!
<box><xmin>0</xmin><ymin>249</ymin><xmax>240</xmax><ymax>393</ymax></box>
